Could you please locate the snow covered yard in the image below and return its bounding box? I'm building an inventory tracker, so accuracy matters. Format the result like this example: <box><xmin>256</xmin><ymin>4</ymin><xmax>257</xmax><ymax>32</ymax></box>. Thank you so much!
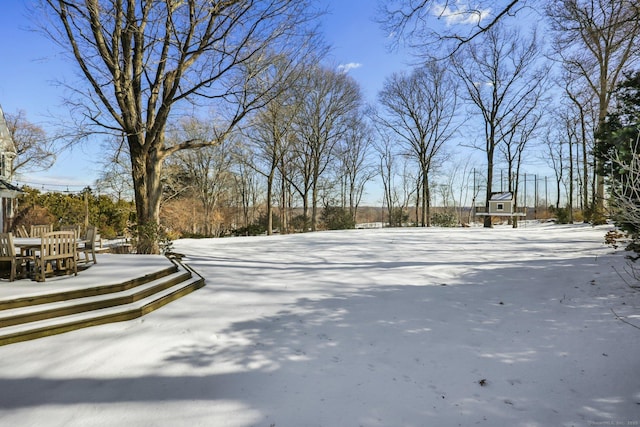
<box><xmin>0</xmin><ymin>223</ymin><xmax>639</xmax><ymax>427</ymax></box>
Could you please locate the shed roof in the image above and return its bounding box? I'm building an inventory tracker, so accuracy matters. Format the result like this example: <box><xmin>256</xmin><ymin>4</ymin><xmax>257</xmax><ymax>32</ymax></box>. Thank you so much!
<box><xmin>490</xmin><ymin>192</ymin><xmax>513</xmax><ymax>201</ymax></box>
<box><xmin>0</xmin><ymin>178</ymin><xmax>21</xmax><ymax>198</ymax></box>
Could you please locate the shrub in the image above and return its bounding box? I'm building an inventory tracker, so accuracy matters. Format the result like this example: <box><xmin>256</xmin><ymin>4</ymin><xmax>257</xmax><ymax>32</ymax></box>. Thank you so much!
<box><xmin>232</xmin><ymin>223</ymin><xmax>266</xmax><ymax>236</ymax></box>
<box><xmin>555</xmin><ymin>207</ymin><xmax>571</xmax><ymax>224</ymax></box>
<box><xmin>291</xmin><ymin>214</ymin><xmax>309</xmax><ymax>232</ymax></box>
<box><xmin>431</xmin><ymin>212</ymin><xmax>458</xmax><ymax>227</ymax></box>
<box><xmin>389</xmin><ymin>207</ymin><xmax>408</xmax><ymax>227</ymax></box>
<box><xmin>321</xmin><ymin>206</ymin><xmax>355</xmax><ymax>230</ymax></box>
<box><xmin>14</xmin><ymin>186</ymin><xmax>133</xmax><ymax>238</ymax></box>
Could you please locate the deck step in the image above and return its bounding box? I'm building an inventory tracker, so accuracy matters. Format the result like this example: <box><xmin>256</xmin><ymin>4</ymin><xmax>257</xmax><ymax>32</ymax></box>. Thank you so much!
<box><xmin>0</xmin><ymin>258</ymin><xmax>205</xmax><ymax>346</ymax></box>
<box><xmin>0</xmin><ymin>265</ymin><xmax>178</xmax><ymax>311</ymax></box>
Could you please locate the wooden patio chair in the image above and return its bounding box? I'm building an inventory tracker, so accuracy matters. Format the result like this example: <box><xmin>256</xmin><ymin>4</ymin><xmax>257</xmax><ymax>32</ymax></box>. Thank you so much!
<box><xmin>30</xmin><ymin>224</ymin><xmax>53</xmax><ymax>238</ymax></box>
<box><xmin>78</xmin><ymin>225</ymin><xmax>97</xmax><ymax>265</ymax></box>
<box><xmin>34</xmin><ymin>231</ymin><xmax>77</xmax><ymax>282</ymax></box>
<box><xmin>0</xmin><ymin>233</ymin><xmax>33</xmax><ymax>281</ymax></box>
<box><xmin>16</xmin><ymin>225</ymin><xmax>29</xmax><ymax>238</ymax></box>
<box><xmin>61</xmin><ymin>224</ymin><xmax>83</xmax><ymax>237</ymax></box>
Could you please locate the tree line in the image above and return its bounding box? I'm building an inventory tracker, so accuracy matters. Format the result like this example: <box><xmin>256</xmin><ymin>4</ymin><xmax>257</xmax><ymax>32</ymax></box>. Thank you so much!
<box><xmin>8</xmin><ymin>0</ymin><xmax>639</xmax><ymax>251</ymax></box>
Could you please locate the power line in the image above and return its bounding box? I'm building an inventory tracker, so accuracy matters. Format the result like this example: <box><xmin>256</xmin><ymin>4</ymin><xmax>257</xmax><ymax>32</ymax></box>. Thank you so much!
<box><xmin>13</xmin><ymin>180</ymin><xmax>94</xmax><ymax>194</ymax></box>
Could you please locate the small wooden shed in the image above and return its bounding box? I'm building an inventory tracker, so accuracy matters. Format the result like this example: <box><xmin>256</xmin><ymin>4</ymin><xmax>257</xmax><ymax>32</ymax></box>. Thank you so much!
<box><xmin>489</xmin><ymin>192</ymin><xmax>514</xmax><ymax>215</ymax></box>
<box><xmin>475</xmin><ymin>192</ymin><xmax>526</xmax><ymax>218</ymax></box>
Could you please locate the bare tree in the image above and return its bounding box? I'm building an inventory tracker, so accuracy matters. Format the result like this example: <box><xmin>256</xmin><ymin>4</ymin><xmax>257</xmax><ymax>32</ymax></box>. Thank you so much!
<box><xmin>499</xmin><ymin>107</ymin><xmax>545</xmax><ymax>227</ymax></box>
<box><xmin>94</xmin><ymin>137</ymin><xmax>134</xmax><ymax>202</ymax></box>
<box><xmin>562</xmin><ymin>77</ymin><xmax>597</xmax><ymax>217</ymax></box>
<box><xmin>379</xmin><ymin>0</ymin><xmax>527</xmax><ymax>56</ymax></box>
<box><xmin>5</xmin><ymin>110</ymin><xmax>55</xmax><ymax>176</ymax></box>
<box><xmin>232</xmin><ymin>161</ymin><xmax>262</xmax><ymax>232</ymax></box>
<box><xmin>168</xmin><ymin>118</ymin><xmax>235</xmax><ymax>236</ymax></box>
<box><xmin>241</xmin><ymin>53</ymin><xmax>314</xmax><ymax>235</ymax></box>
<box><xmin>243</xmin><ymin>96</ymin><xmax>293</xmax><ymax>235</ymax></box>
<box><xmin>543</xmin><ymin>122</ymin><xmax>566</xmax><ymax>211</ymax></box>
<box><xmin>377</xmin><ymin>61</ymin><xmax>459</xmax><ymax>226</ymax></box>
<box><xmin>547</xmin><ymin>0</ymin><xmax>640</xmax><ymax>222</ymax></box>
<box><xmin>287</xmin><ymin>133</ymin><xmax>313</xmax><ymax>231</ymax></box>
<box><xmin>445</xmin><ymin>157</ymin><xmax>477</xmax><ymax>225</ymax></box>
<box><xmin>335</xmin><ymin>113</ymin><xmax>376</xmax><ymax>223</ymax></box>
<box><xmin>373</xmin><ymin>128</ymin><xmax>398</xmax><ymax>227</ymax></box>
<box><xmin>402</xmin><ymin>158</ymin><xmax>420</xmax><ymax>225</ymax></box>
<box><xmin>278</xmin><ymin>142</ymin><xmax>297</xmax><ymax>233</ymax></box>
<box><xmin>291</xmin><ymin>65</ymin><xmax>363</xmax><ymax>231</ymax></box>
<box><xmin>549</xmin><ymin>93</ymin><xmax>596</xmax><ymax>222</ymax></box>
<box><xmin>452</xmin><ymin>24</ymin><xmax>545</xmax><ymax>228</ymax></box>
<box><xmin>41</xmin><ymin>0</ymin><xmax>320</xmax><ymax>252</ymax></box>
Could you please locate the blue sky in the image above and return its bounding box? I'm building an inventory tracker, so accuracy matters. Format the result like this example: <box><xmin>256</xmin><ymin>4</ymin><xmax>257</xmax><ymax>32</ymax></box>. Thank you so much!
<box><xmin>0</xmin><ymin>0</ymin><xmax>105</xmax><ymax>189</ymax></box>
<box><xmin>322</xmin><ymin>0</ymin><xmax>412</xmax><ymax>99</ymax></box>
<box><xmin>0</xmin><ymin>0</ymin><xmax>413</xmax><ymax>193</ymax></box>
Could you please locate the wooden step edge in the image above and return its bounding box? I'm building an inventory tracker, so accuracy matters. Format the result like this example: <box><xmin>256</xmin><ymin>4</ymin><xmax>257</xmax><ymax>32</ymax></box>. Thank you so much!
<box><xmin>0</xmin><ymin>267</ymin><xmax>191</xmax><ymax>319</ymax></box>
<box><xmin>0</xmin><ymin>270</ymin><xmax>192</xmax><ymax>328</ymax></box>
<box><xmin>180</xmin><ymin>259</ymin><xmax>204</xmax><ymax>280</ymax></box>
<box><xmin>0</xmin><ymin>265</ymin><xmax>179</xmax><ymax>311</ymax></box>
<box><xmin>0</xmin><ymin>275</ymin><xmax>205</xmax><ymax>347</ymax></box>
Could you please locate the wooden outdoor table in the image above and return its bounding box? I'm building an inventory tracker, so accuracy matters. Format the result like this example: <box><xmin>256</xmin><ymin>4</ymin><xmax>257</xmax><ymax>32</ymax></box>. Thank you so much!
<box><xmin>13</xmin><ymin>238</ymin><xmax>41</xmax><ymax>256</ymax></box>
<box><xmin>14</xmin><ymin>238</ymin><xmax>85</xmax><ymax>253</ymax></box>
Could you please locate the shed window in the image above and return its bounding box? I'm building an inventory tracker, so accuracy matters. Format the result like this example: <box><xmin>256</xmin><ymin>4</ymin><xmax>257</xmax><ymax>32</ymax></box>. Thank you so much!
<box><xmin>497</xmin><ymin>203</ymin><xmax>504</xmax><ymax>211</ymax></box>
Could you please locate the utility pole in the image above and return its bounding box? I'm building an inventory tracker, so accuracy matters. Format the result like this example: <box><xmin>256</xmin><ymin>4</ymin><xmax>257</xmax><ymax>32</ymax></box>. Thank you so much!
<box><xmin>83</xmin><ymin>189</ymin><xmax>89</xmax><ymax>230</ymax></box>
<box><xmin>472</xmin><ymin>168</ymin><xmax>477</xmax><ymax>223</ymax></box>
<box><xmin>523</xmin><ymin>173</ymin><xmax>527</xmax><ymax>220</ymax></box>
<box><xmin>545</xmin><ymin>176</ymin><xmax>548</xmax><ymax>218</ymax></box>
<box><xmin>534</xmin><ymin>174</ymin><xmax>538</xmax><ymax>220</ymax></box>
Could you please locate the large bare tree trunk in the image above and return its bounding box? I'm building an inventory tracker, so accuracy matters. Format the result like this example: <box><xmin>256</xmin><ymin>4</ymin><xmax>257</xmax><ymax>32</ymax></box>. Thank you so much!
<box><xmin>484</xmin><ymin>150</ymin><xmax>494</xmax><ymax>228</ymax></box>
<box><xmin>266</xmin><ymin>170</ymin><xmax>274</xmax><ymax>235</ymax></box>
<box><xmin>129</xmin><ymin>140</ymin><xmax>163</xmax><ymax>253</ymax></box>
<box><xmin>424</xmin><ymin>172</ymin><xmax>431</xmax><ymax>227</ymax></box>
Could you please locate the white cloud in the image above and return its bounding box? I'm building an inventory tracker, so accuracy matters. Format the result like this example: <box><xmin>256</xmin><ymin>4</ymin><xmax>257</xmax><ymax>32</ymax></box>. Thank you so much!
<box><xmin>337</xmin><ymin>62</ymin><xmax>363</xmax><ymax>74</ymax></box>
<box><xmin>431</xmin><ymin>1</ymin><xmax>491</xmax><ymax>26</ymax></box>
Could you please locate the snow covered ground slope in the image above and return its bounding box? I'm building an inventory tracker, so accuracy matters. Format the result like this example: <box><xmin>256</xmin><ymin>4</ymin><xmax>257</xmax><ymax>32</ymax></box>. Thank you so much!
<box><xmin>0</xmin><ymin>223</ymin><xmax>639</xmax><ymax>427</ymax></box>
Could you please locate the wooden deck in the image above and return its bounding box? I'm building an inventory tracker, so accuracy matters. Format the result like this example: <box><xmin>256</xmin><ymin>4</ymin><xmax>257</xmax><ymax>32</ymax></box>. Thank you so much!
<box><xmin>0</xmin><ymin>254</ymin><xmax>204</xmax><ymax>346</ymax></box>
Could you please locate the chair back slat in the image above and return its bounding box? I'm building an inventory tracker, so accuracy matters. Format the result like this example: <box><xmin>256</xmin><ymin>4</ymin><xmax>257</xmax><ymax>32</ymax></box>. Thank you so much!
<box><xmin>0</xmin><ymin>233</ymin><xmax>16</xmax><ymax>258</ymax></box>
<box><xmin>30</xmin><ymin>224</ymin><xmax>53</xmax><ymax>238</ymax></box>
<box><xmin>16</xmin><ymin>226</ymin><xmax>29</xmax><ymax>238</ymax></box>
<box><xmin>60</xmin><ymin>225</ymin><xmax>82</xmax><ymax>238</ymax></box>
<box><xmin>40</xmin><ymin>231</ymin><xmax>76</xmax><ymax>259</ymax></box>
<box><xmin>35</xmin><ymin>231</ymin><xmax>77</xmax><ymax>282</ymax></box>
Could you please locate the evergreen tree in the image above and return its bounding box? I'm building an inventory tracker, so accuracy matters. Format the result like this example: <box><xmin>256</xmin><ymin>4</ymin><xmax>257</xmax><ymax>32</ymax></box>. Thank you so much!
<box><xmin>599</xmin><ymin>71</ymin><xmax>640</xmax><ymax>242</ymax></box>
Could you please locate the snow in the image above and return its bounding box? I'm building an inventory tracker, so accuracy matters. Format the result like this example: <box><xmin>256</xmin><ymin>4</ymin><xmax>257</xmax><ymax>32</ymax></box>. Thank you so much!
<box><xmin>0</xmin><ymin>254</ymin><xmax>173</xmax><ymax>301</ymax></box>
<box><xmin>1</xmin><ymin>222</ymin><xmax>639</xmax><ymax>427</ymax></box>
